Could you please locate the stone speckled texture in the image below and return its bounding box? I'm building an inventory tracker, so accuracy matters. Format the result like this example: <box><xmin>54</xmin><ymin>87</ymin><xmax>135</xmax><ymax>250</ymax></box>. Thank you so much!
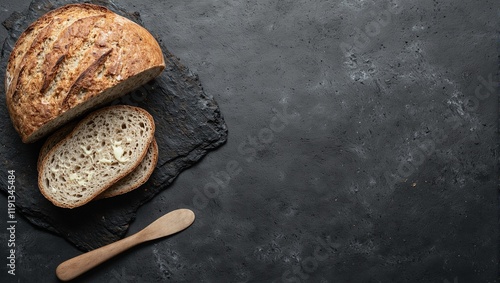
<box><xmin>0</xmin><ymin>0</ymin><xmax>499</xmax><ymax>282</ymax></box>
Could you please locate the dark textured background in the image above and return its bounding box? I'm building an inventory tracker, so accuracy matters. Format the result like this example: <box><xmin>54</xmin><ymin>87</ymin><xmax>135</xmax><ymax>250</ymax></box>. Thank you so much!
<box><xmin>0</xmin><ymin>0</ymin><xmax>499</xmax><ymax>282</ymax></box>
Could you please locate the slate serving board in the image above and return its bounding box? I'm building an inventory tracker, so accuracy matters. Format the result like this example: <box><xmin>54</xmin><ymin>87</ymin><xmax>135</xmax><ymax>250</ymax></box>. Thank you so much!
<box><xmin>0</xmin><ymin>0</ymin><xmax>227</xmax><ymax>251</ymax></box>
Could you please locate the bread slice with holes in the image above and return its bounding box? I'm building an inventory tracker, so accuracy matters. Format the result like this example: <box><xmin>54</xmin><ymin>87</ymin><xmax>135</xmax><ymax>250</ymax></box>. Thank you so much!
<box><xmin>38</xmin><ymin>105</ymin><xmax>155</xmax><ymax>208</ymax></box>
<box><xmin>37</xmin><ymin>121</ymin><xmax>158</xmax><ymax>199</ymax></box>
<box><xmin>97</xmin><ymin>138</ymin><xmax>158</xmax><ymax>199</ymax></box>
<box><xmin>37</xmin><ymin>121</ymin><xmax>78</xmax><ymax>172</ymax></box>
<box><xmin>5</xmin><ymin>3</ymin><xmax>165</xmax><ymax>143</ymax></box>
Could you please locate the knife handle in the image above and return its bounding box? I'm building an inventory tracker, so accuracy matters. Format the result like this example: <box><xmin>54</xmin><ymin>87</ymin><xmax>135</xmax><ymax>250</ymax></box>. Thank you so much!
<box><xmin>56</xmin><ymin>234</ymin><xmax>139</xmax><ymax>281</ymax></box>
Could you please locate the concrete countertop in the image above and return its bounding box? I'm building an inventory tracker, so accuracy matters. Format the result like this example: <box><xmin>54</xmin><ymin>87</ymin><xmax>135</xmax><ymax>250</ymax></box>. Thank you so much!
<box><xmin>0</xmin><ymin>0</ymin><xmax>498</xmax><ymax>282</ymax></box>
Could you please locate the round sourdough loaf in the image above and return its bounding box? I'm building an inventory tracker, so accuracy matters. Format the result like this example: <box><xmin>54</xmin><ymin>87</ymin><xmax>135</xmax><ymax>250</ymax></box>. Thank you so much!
<box><xmin>5</xmin><ymin>3</ymin><xmax>165</xmax><ymax>143</ymax></box>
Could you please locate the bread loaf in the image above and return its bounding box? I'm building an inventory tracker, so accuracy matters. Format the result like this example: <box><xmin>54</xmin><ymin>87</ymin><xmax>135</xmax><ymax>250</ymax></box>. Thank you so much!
<box><xmin>38</xmin><ymin>121</ymin><xmax>158</xmax><ymax>199</ymax></box>
<box><xmin>38</xmin><ymin>105</ymin><xmax>155</xmax><ymax>208</ymax></box>
<box><xmin>5</xmin><ymin>4</ymin><xmax>165</xmax><ymax>143</ymax></box>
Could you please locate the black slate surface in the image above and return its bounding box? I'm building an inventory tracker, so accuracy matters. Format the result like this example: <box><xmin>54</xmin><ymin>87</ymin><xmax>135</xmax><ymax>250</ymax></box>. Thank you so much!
<box><xmin>0</xmin><ymin>0</ymin><xmax>499</xmax><ymax>282</ymax></box>
<box><xmin>0</xmin><ymin>0</ymin><xmax>227</xmax><ymax>251</ymax></box>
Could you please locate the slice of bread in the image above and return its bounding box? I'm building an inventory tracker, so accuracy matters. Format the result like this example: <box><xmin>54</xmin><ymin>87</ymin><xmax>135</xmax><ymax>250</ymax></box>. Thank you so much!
<box><xmin>38</xmin><ymin>122</ymin><xmax>158</xmax><ymax>199</ymax></box>
<box><xmin>6</xmin><ymin>4</ymin><xmax>165</xmax><ymax>143</ymax></box>
<box><xmin>37</xmin><ymin>121</ymin><xmax>78</xmax><ymax>172</ymax></box>
<box><xmin>97</xmin><ymin>138</ymin><xmax>158</xmax><ymax>199</ymax></box>
<box><xmin>38</xmin><ymin>105</ymin><xmax>155</xmax><ymax>208</ymax></box>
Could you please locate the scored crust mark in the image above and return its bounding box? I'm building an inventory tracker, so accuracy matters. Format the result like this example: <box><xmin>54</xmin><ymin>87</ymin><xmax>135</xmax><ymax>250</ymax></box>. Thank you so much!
<box><xmin>8</xmin><ymin>17</ymin><xmax>57</xmax><ymax>101</ymax></box>
<box><xmin>8</xmin><ymin>8</ymin><xmax>111</xmax><ymax>109</ymax></box>
<box><xmin>39</xmin><ymin>14</ymin><xmax>109</xmax><ymax>95</ymax></box>
<box><xmin>11</xmin><ymin>65</ymin><xmax>25</xmax><ymax>103</ymax></box>
<box><xmin>11</xmin><ymin>16</ymin><xmax>67</xmax><ymax>103</ymax></box>
<box><xmin>41</xmin><ymin>14</ymin><xmax>113</xmax><ymax>105</ymax></box>
<box><xmin>41</xmin><ymin>54</ymin><xmax>66</xmax><ymax>94</ymax></box>
<box><xmin>5</xmin><ymin>4</ymin><xmax>111</xmax><ymax>104</ymax></box>
<box><xmin>6</xmin><ymin>4</ymin><xmax>110</xmax><ymax>82</ymax></box>
<box><xmin>63</xmin><ymin>48</ymin><xmax>113</xmax><ymax>108</ymax></box>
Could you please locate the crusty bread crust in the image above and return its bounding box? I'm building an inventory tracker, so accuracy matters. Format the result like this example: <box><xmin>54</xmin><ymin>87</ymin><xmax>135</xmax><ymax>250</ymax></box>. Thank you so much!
<box><xmin>38</xmin><ymin>105</ymin><xmax>155</xmax><ymax>208</ymax></box>
<box><xmin>5</xmin><ymin>4</ymin><xmax>165</xmax><ymax>143</ymax></box>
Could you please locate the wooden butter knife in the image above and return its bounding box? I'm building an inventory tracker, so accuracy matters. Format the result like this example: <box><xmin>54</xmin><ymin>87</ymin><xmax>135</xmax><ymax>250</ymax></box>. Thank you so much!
<box><xmin>56</xmin><ymin>208</ymin><xmax>195</xmax><ymax>281</ymax></box>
